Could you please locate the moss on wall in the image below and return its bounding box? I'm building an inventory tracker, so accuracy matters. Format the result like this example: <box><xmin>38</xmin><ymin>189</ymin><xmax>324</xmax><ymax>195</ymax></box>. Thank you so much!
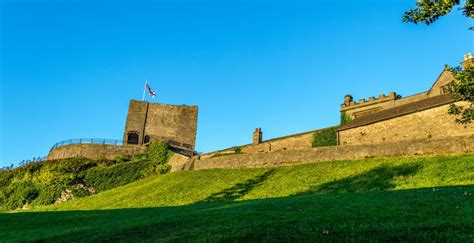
<box><xmin>312</xmin><ymin>127</ymin><xmax>338</xmax><ymax>147</ymax></box>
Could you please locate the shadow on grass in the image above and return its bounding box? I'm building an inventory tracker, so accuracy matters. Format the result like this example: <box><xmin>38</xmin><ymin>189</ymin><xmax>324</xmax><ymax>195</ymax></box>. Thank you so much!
<box><xmin>198</xmin><ymin>169</ymin><xmax>276</xmax><ymax>203</ymax></box>
<box><xmin>307</xmin><ymin>163</ymin><xmax>423</xmax><ymax>194</ymax></box>
<box><xmin>1</xmin><ymin>185</ymin><xmax>473</xmax><ymax>242</ymax></box>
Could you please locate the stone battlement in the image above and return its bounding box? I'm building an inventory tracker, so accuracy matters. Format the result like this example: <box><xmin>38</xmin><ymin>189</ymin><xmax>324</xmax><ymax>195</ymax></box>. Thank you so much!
<box><xmin>341</xmin><ymin>92</ymin><xmax>398</xmax><ymax>110</ymax></box>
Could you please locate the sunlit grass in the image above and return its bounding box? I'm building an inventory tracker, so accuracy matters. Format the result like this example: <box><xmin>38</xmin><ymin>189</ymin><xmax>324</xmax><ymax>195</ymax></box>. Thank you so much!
<box><xmin>35</xmin><ymin>154</ymin><xmax>474</xmax><ymax>211</ymax></box>
<box><xmin>1</xmin><ymin>154</ymin><xmax>473</xmax><ymax>241</ymax></box>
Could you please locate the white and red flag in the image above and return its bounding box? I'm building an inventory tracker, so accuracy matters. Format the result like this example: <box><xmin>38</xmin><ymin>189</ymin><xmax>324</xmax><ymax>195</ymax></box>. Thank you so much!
<box><xmin>146</xmin><ymin>83</ymin><xmax>156</xmax><ymax>98</ymax></box>
<box><xmin>142</xmin><ymin>80</ymin><xmax>157</xmax><ymax>100</ymax></box>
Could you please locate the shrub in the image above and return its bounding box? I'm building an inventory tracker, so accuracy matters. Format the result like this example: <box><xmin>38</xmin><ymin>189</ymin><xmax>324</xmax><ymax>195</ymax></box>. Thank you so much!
<box><xmin>114</xmin><ymin>155</ymin><xmax>131</xmax><ymax>163</ymax></box>
<box><xmin>234</xmin><ymin>147</ymin><xmax>242</xmax><ymax>154</ymax></box>
<box><xmin>133</xmin><ymin>153</ymin><xmax>147</xmax><ymax>160</ymax></box>
<box><xmin>143</xmin><ymin>163</ymin><xmax>171</xmax><ymax>177</ymax></box>
<box><xmin>143</xmin><ymin>141</ymin><xmax>173</xmax><ymax>176</ymax></box>
<box><xmin>148</xmin><ymin>142</ymin><xmax>171</xmax><ymax>164</ymax></box>
<box><xmin>312</xmin><ymin>127</ymin><xmax>338</xmax><ymax>147</ymax></box>
<box><xmin>33</xmin><ymin>183</ymin><xmax>63</xmax><ymax>206</ymax></box>
<box><xmin>84</xmin><ymin>160</ymin><xmax>151</xmax><ymax>192</ymax></box>
<box><xmin>3</xmin><ymin>180</ymin><xmax>39</xmax><ymax>209</ymax></box>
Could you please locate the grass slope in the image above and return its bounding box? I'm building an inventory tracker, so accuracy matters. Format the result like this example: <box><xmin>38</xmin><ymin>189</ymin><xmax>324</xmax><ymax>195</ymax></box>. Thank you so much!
<box><xmin>1</xmin><ymin>155</ymin><xmax>473</xmax><ymax>241</ymax></box>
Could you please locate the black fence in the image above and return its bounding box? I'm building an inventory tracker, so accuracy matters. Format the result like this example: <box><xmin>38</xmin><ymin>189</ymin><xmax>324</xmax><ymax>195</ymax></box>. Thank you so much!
<box><xmin>50</xmin><ymin>138</ymin><xmax>124</xmax><ymax>152</ymax></box>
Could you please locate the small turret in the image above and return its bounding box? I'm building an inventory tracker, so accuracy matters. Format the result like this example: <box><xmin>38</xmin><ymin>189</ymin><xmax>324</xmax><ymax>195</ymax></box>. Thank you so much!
<box><xmin>461</xmin><ymin>52</ymin><xmax>473</xmax><ymax>69</ymax></box>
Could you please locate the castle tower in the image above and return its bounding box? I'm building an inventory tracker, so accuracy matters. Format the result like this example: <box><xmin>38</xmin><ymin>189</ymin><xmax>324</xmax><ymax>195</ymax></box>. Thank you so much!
<box><xmin>123</xmin><ymin>100</ymin><xmax>149</xmax><ymax>145</ymax></box>
<box><xmin>253</xmin><ymin>128</ymin><xmax>262</xmax><ymax>144</ymax></box>
<box><xmin>123</xmin><ymin>100</ymin><xmax>198</xmax><ymax>151</ymax></box>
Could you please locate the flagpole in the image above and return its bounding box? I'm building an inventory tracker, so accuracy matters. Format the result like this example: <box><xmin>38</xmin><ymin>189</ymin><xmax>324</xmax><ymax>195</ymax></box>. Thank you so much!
<box><xmin>142</xmin><ymin>80</ymin><xmax>147</xmax><ymax>101</ymax></box>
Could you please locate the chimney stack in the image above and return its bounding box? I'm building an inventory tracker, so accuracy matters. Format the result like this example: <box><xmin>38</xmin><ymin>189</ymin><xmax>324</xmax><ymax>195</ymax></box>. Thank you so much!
<box><xmin>253</xmin><ymin>128</ymin><xmax>262</xmax><ymax>145</ymax></box>
<box><xmin>461</xmin><ymin>52</ymin><xmax>473</xmax><ymax>69</ymax></box>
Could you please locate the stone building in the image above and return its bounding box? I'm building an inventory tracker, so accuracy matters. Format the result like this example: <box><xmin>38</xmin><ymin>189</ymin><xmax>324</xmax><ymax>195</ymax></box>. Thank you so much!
<box><xmin>123</xmin><ymin>100</ymin><xmax>198</xmax><ymax>151</ymax></box>
<box><xmin>337</xmin><ymin>53</ymin><xmax>473</xmax><ymax>145</ymax></box>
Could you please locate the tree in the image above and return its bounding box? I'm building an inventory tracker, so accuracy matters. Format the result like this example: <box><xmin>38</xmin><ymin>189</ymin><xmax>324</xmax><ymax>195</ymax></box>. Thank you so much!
<box><xmin>404</xmin><ymin>0</ymin><xmax>474</xmax><ymax>124</ymax></box>
<box><xmin>448</xmin><ymin>64</ymin><xmax>474</xmax><ymax>124</ymax></box>
<box><xmin>403</xmin><ymin>0</ymin><xmax>474</xmax><ymax>29</ymax></box>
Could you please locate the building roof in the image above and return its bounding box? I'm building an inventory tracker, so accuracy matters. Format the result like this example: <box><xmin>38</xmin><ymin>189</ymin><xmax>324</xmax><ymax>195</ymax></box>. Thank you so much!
<box><xmin>337</xmin><ymin>94</ymin><xmax>455</xmax><ymax>131</ymax></box>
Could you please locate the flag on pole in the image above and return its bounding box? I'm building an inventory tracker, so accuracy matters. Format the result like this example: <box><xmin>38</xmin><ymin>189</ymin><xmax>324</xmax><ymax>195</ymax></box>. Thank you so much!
<box><xmin>146</xmin><ymin>82</ymin><xmax>156</xmax><ymax>98</ymax></box>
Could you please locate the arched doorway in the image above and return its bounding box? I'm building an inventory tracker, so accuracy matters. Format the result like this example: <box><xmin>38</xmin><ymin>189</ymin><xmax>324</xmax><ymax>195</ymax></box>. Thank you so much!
<box><xmin>144</xmin><ymin>135</ymin><xmax>151</xmax><ymax>144</ymax></box>
<box><xmin>127</xmin><ymin>132</ymin><xmax>139</xmax><ymax>145</ymax></box>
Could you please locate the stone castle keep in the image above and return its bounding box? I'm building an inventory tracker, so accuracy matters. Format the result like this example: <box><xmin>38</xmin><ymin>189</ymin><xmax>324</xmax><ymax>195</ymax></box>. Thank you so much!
<box><xmin>123</xmin><ymin>100</ymin><xmax>198</xmax><ymax>151</ymax></box>
<box><xmin>47</xmin><ymin>101</ymin><xmax>198</xmax><ymax>160</ymax></box>
<box><xmin>47</xmin><ymin>53</ymin><xmax>474</xmax><ymax>171</ymax></box>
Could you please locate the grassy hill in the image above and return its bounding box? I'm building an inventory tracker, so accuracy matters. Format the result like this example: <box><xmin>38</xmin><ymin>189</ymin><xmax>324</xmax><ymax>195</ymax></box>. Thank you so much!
<box><xmin>1</xmin><ymin>154</ymin><xmax>473</xmax><ymax>241</ymax></box>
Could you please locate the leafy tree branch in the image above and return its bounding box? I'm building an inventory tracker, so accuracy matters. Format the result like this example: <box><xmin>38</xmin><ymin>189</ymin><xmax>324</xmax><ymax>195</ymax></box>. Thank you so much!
<box><xmin>403</xmin><ymin>0</ymin><xmax>474</xmax><ymax>29</ymax></box>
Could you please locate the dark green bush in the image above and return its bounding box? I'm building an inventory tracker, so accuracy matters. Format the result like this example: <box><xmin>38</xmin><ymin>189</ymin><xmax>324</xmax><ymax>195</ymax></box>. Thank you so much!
<box><xmin>234</xmin><ymin>147</ymin><xmax>242</xmax><ymax>154</ymax></box>
<box><xmin>84</xmin><ymin>160</ymin><xmax>151</xmax><ymax>192</ymax></box>
<box><xmin>312</xmin><ymin>127</ymin><xmax>338</xmax><ymax>147</ymax></box>
<box><xmin>144</xmin><ymin>163</ymin><xmax>171</xmax><ymax>177</ymax></box>
<box><xmin>148</xmin><ymin>142</ymin><xmax>171</xmax><ymax>164</ymax></box>
<box><xmin>33</xmin><ymin>183</ymin><xmax>63</xmax><ymax>206</ymax></box>
<box><xmin>70</xmin><ymin>186</ymin><xmax>92</xmax><ymax>198</ymax></box>
<box><xmin>3</xmin><ymin>180</ymin><xmax>39</xmax><ymax>209</ymax></box>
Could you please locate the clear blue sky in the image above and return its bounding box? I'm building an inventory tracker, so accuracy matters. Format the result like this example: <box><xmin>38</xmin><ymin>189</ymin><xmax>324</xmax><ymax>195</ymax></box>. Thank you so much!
<box><xmin>0</xmin><ymin>0</ymin><xmax>472</xmax><ymax>166</ymax></box>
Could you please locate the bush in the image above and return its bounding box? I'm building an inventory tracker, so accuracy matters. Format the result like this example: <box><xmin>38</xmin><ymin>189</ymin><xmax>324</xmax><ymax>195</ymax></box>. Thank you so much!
<box><xmin>148</xmin><ymin>142</ymin><xmax>171</xmax><ymax>164</ymax></box>
<box><xmin>3</xmin><ymin>180</ymin><xmax>39</xmax><ymax>209</ymax></box>
<box><xmin>143</xmin><ymin>163</ymin><xmax>171</xmax><ymax>177</ymax></box>
<box><xmin>234</xmin><ymin>147</ymin><xmax>242</xmax><ymax>154</ymax></box>
<box><xmin>143</xmin><ymin>141</ymin><xmax>173</xmax><ymax>176</ymax></box>
<box><xmin>84</xmin><ymin>160</ymin><xmax>151</xmax><ymax>192</ymax></box>
<box><xmin>114</xmin><ymin>155</ymin><xmax>131</xmax><ymax>163</ymax></box>
<box><xmin>312</xmin><ymin>127</ymin><xmax>338</xmax><ymax>147</ymax></box>
<box><xmin>33</xmin><ymin>183</ymin><xmax>63</xmax><ymax>206</ymax></box>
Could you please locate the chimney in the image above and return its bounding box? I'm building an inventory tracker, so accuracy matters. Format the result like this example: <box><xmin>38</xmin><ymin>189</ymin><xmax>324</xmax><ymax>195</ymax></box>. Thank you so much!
<box><xmin>461</xmin><ymin>52</ymin><xmax>473</xmax><ymax>69</ymax></box>
<box><xmin>253</xmin><ymin>128</ymin><xmax>262</xmax><ymax>145</ymax></box>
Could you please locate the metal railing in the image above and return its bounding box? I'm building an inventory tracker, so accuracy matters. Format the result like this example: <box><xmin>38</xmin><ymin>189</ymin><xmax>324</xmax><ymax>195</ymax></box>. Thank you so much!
<box><xmin>50</xmin><ymin>138</ymin><xmax>124</xmax><ymax>152</ymax></box>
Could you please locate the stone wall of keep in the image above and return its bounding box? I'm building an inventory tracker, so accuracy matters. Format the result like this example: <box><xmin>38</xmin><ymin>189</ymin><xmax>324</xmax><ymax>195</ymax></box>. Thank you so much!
<box><xmin>145</xmin><ymin>103</ymin><xmax>198</xmax><ymax>150</ymax></box>
<box><xmin>338</xmin><ymin>102</ymin><xmax>474</xmax><ymax>146</ymax></box>
<box><xmin>47</xmin><ymin>144</ymin><xmax>147</xmax><ymax>160</ymax></box>
<box><xmin>122</xmin><ymin>100</ymin><xmax>198</xmax><ymax>150</ymax></box>
<box><xmin>123</xmin><ymin>100</ymin><xmax>148</xmax><ymax>144</ymax></box>
<box><xmin>181</xmin><ymin>136</ymin><xmax>473</xmax><ymax>170</ymax></box>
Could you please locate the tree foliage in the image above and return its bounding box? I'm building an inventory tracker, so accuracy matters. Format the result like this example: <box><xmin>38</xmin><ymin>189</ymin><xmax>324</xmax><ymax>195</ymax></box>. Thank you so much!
<box><xmin>404</xmin><ymin>1</ymin><xmax>474</xmax><ymax>123</ymax></box>
<box><xmin>403</xmin><ymin>0</ymin><xmax>474</xmax><ymax>29</ymax></box>
<box><xmin>448</xmin><ymin>64</ymin><xmax>474</xmax><ymax>124</ymax></box>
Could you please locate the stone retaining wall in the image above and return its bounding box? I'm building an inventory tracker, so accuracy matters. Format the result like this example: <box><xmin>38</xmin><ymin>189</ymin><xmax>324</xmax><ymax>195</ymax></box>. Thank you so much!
<box><xmin>183</xmin><ymin>136</ymin><xmax>473</xmax><ymax>170</ymax></box>
<box><xmin>47</xmin><ymin>144</ymin><xmax>147</xmax><ymax>160</ymax></box>
<box><xmin>198</xmin><ymin>127</ymin><xmax>339</xmax><ymax>160</ymax></box>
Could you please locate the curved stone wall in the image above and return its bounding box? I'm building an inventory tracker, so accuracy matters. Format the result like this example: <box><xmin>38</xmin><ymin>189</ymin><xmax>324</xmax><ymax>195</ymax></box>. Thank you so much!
<box><xmin>47</xmin><ymin>144</ymin><xmax>147</xmax><ymax>160</ymax></box>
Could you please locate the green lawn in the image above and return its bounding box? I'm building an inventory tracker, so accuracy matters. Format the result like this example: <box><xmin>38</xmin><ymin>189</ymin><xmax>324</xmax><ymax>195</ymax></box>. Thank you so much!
<box><xmin>1</xmin><ymin>154</ymin><xmax>473</xmax><ymax>241</ymax></box>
